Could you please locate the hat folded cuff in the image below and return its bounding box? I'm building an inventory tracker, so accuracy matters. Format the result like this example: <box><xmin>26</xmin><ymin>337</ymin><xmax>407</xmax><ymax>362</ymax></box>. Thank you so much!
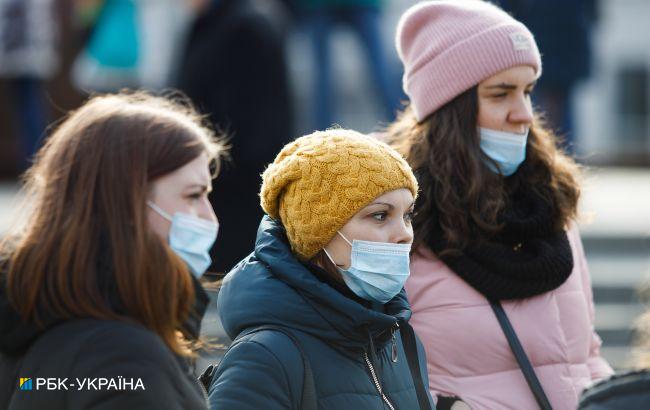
<box><xmin>405</xmin><ymin>23</ymin><xmax>541</xmax><ymax>121</ymax></box>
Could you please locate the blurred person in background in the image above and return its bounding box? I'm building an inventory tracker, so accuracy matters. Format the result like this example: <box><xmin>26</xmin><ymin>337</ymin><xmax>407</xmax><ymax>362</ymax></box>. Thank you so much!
<box><xmin>495</xmin><ymin>0</ymin><xmax>598</xmax><ymax>155</ymax></box>
<box><xmin>0</xmin><ymin>0</ymin><xmax>59</xmax><ymax>170</ymax></box>
<box><xmin>204</xmin><ymin>129</ymin><xmax>433</xmax><ymax>410</ymax></box>
<box><xmin>387</xmin><ymin>1</ymin><xmax>611</xmax><ymax>408</ymax></box>
<box><xmin>178</xmin><ymin>0</ymin><xmax>293</xmax><ymax>274</ymax></box>
<box><xmin>72</xmin><ymin>0</ymin><xmax>198</xmax><ymax>91</ymax></box>
<box><xmin>0</xmin><ymin>91</ymin><xmax>226</xmax><ymax>409</ymax></box>
<box><xmin>295</xmin><ymin>0</ymin><xmax>401</xmax><ymax>130</ymax></box>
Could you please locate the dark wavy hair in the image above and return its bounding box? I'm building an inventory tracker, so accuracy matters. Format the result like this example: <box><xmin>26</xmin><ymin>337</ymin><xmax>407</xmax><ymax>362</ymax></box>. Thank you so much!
<box><xmin>386</xmin><ymin>87</ymin><xmax>582</xmax><ymax>256</ymax></box>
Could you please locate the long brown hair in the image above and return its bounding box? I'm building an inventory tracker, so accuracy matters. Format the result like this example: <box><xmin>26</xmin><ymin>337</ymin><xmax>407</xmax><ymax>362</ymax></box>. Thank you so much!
<box><xmin>387</xmin><ymin>87</ymin><xmax>581</xmax><ymax>255</ymax></box>
<box><xmin>1</xmin><ymin>91</ymin><xmax>226</xmax><ymax>356</ymax></box>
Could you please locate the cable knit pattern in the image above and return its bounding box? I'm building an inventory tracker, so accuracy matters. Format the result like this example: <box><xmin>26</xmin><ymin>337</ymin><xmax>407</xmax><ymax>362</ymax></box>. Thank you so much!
<box><xmin>260</xmin><ymin>129</ymin><xmax>418</xmax><ymax>260</ymax></box>
<box><xmin>396</xmin><ymin>0</ymin><xmax>542</xmax><ymax>121</ymax></box>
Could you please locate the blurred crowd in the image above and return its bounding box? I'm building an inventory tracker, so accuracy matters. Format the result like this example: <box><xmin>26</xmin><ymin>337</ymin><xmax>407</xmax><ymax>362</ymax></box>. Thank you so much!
<box><xmin>0</xmin><ymin>0</ymin><xmax>596</xmax><ymax>272</ymax></box>
<box><xmin>4</xmin><ymin>2</ymin><xmax>650</xmax><ymax>410</ymax></box>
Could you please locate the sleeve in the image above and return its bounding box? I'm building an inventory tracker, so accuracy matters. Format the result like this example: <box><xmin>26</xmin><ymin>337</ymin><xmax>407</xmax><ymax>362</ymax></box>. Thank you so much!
<box><xmin>207</xmin><ymin>338</ymin><xmax>297</xmax><ymax>410</ymax></box>
<box><xmin>570</xmin><ymin>225</ymin><xmax>615</xmax><ymax>380</ymax></box>
<box><xmin>66</xmin><ymin>326</ymin><xmax>199</xmax><ymax>410</ymax></box>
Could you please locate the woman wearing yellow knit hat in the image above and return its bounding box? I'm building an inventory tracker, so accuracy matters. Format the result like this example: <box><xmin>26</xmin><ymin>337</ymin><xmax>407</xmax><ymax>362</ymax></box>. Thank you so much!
<box><xmin>202</xmin><ymin>128</ymin><xmax>434</xmax><ymax>410</ymax></box>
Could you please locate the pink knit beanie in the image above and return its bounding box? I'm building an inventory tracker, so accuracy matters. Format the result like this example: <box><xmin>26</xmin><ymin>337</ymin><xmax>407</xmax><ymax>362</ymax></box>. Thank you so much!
<box><xmin>396</xmin><ymin>0</ymin><xmax>542</xmax><ymax>121</ymax></box>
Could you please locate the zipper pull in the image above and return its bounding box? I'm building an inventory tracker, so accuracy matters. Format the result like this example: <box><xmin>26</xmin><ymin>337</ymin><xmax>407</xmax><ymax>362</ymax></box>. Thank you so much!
<box><xmin>391</xmin><ymin>323</ymin><xmax>399</xmax><ymax>363</ymax></box>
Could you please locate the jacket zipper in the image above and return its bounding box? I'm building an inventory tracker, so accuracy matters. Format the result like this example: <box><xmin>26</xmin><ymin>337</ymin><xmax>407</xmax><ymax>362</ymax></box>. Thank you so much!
<box><xmin>363</xmin><ymin>351</ymin><xmax>396</xmax><ymax>410</ymax></box>
<box><xmin>391</xmin><ymin>323</ymin><xmax>399</xmax><ymax>363</ymax></box>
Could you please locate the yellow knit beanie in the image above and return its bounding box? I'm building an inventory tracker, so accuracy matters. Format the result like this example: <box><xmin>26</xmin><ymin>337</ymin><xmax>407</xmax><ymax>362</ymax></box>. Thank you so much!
<box><xmin>260</xmin><ymin>129</ymin><xmax>418</xmax><ymax>260</ymax></box>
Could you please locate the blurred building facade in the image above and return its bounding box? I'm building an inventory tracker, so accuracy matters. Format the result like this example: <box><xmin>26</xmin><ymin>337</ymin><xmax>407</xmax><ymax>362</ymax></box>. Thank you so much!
<box><xmin>575</xmin><ymin>0</ymin><xmax>650</xmax><ymax>165</ymax></box>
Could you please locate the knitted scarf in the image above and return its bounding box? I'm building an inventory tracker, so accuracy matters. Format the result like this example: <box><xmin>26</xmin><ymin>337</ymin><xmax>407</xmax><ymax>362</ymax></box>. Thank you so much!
<box><xmin>428</xmin><ymin>187</ymin><xmax>574</xmax><ymax>301</ymax></box>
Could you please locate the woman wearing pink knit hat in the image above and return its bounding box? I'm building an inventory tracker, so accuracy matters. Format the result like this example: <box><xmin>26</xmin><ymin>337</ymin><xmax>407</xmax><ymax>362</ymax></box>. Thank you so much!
<box><xmin>386</xmin><ymin>1</ymin><xmax>612</xmax><ymax>409</ymax></box>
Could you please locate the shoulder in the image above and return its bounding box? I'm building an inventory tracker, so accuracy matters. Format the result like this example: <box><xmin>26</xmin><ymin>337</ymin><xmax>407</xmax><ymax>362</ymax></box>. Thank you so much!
<box><xmin>406</xmin><ymin>245</ymin><xmax>478</xmax><ymax>304</ymax></box>
<box><xmin>222</xmin><ymin>328</ymin><xmax>305</xmax><ymax>378</ymax></box>
<box><xmin>410</xmin><ymin>245</ymin><xmax>449</xmax><ymax>276</ymax></box>
<box><xmin>209</xmin><ymin>328</ymin><xmax>305</xmax><ymax>408</ymax></box>
<box><xmin>580</xmin><ymin>370</ymin><xmax>650</xmax><ymax>408</ymax></box>
<box><xmin>565</xmin><ymin>222</ymin><xmax>584</xmax><ymax>250</ymax></box>
<box><xmin>18</xmin><ymin>319</ymin><xmax>201</xmax><ymax>409</ymax></box>
<box><xmin>73</xmin><ymin>319</ymin><xmax>173</xmax><ymax>359</ymax></box>
<box><xmin>31</xmin><ymin>319</ymin><xmax>182</xmax><ymax>376</ymax></box>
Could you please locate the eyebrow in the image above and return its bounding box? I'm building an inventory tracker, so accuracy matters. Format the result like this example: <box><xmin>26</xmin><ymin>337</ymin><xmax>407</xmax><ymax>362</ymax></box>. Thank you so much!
<box><xmin>186</xmin><ymin>184</ymin><xmax>212</xmax><ymax>193</ymax></box>
<box><xmin>484</xmin><ymin>80</ymin><xmax>537</xmax><ymax>90</ymax></box>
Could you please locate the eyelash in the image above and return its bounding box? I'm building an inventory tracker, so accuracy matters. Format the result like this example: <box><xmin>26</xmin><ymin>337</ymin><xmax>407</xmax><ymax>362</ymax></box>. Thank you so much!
<box><xmin>371</xmin><ymin>212</ymin><xmax>387</xmax><ymax>222</ymax></box>
<box><xmin>492</xmin><ymin>89</ymin><xmax>533</xmax><ymax>99</ymax></box>
<box><xmin>371</xmin><ymin>211</ymin><xmax>415</xmax><ymax>223</ymax></box>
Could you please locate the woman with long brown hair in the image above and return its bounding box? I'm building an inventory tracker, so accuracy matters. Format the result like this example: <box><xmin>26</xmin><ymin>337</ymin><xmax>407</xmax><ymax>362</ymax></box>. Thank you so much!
<box><xmin>0</xmin><ymin>91</ymin><xmax>225</xmax><ymax>409</ymax></box>
<box><xmin>386</xmin><ymin>1</ymin><xmax>612</xmax><ymax>409</ymax></box>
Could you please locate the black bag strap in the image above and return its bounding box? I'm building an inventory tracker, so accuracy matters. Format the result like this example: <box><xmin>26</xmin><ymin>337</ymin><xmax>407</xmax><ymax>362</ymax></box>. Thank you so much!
<box><xmin>490</xmin><ymin>301</ymin><xmax>553</xmax><ymax>410</ymax></box>
<box><xmin>201</xmin><ymin>325</ymin><xmax>317</xmax><ymax>410</ymax></box>
<box><xmin>400</xmin><ymin>322</ymin><xmax>434</xmax><ymax>410</ymax></box>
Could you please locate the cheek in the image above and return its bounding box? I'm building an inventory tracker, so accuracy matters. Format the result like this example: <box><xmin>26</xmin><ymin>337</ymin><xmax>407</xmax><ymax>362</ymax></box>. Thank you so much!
<box><xmin>148</xmin><ymin>210</ymin><xmax>170</xmax><ymax>241</ymax></box>
<box><xmin>346</xmin><ymin>220</ymin><xmax>387</xmax><ymax>243</ymax></box>
<box><xmin>477</xmin><ymin>100</ymin><xmax>507</xmax><ymax>129</ymax></box>
<box><xmin>329</xmin><ymin>238</ymin><xmax>352</xmax><ymax>269</ymax></box>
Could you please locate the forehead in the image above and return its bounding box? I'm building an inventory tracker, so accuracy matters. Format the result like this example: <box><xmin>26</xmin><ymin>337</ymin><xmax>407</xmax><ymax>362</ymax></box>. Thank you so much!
<box><xmin>366</xmin><ymin>188</ymin><xmax>414</xmax><ymax>206</ymax></box>
<box><xmin>480</xmin><ymin>65</ymin><xmax>537</xmax><ymax>86</ymax></box>
<box><xmin>163</xmin><ymin>153</ymin><xmax>211</xmax><ymax>184</ymax></box>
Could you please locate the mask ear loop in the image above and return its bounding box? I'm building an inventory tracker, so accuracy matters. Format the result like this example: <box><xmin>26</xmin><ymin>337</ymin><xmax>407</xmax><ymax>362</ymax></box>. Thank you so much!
<box><xmin>336</xmin><ymin>231</ymin><xmax>353</xmax><ymax>246</ymax></box>
<box><xmin>323</xmin><ymin>231</ymin><xmax>353</xmax><ymax>268</ymax></box>
<box><xmin>322</xmin><ymin>248</ymin><xmax>341</xmax><ymax>267</ymax></box>
<box><xmin>147</xmin><ymin>201</ymin><xmax>173</xmax><ymax>222</ymax></box>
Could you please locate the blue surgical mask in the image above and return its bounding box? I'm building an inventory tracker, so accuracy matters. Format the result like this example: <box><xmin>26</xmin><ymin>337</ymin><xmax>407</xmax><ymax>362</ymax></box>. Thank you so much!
<box><xmin>324</xmin><ymin>232</ymin><xmax>411</xmax><ymax>304</ymax></box>
<box><xmin>479</xmin><ymin>127</ymin><xmax>528</xmax><ymax>176</ymax></box>
<box><xmin>147</xmin><ymin>201</ymin><xmax>218</xmax><ymax>278</ymax></box>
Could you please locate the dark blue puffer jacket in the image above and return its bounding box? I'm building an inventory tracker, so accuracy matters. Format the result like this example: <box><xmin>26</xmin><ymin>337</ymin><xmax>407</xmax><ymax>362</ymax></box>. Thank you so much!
<box><xmin>207</xmin><ymin>216</ymin><xmax>434</xmax><ymax>409</ymax></box>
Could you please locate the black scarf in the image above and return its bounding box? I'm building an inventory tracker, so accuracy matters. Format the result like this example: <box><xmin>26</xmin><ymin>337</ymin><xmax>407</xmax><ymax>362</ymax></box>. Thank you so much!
<box><xmin>427</xmin><ymin>186</ymin><xmax>573</xmax><ymax>301</ymax></box>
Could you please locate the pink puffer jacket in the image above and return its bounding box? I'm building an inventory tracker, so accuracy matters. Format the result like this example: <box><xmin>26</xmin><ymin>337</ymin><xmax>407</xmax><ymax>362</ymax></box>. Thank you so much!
<box><xmin>405</xmin><ymin>225</ymin><xmax>613</xmax><ymax>409</ymax></box>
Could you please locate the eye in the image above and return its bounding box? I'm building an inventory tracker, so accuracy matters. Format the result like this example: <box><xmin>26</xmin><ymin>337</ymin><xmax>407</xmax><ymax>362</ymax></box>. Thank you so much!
<box><xmin>371</xmin><ymin>211</ymin><xmax>387</xmax><ymax>222</ymax></box>
<box><xmin>491</xmin><ymin>93</ymin><xmax>507</xmax><ymax>99</ymax></box>
<box><xmin>186</xmin><ymin>192</ymin><xmax>203</xmax><ymax>201</ymax></box>
<box><xmin>404</xmin><ymin>210</ymin><xmax>415</xmax><ymax>223</ymax></box>
<box><xmin>524</xmin><ymin>89</ymin><xmax>533</xmax><ymax>96</ymax></box>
